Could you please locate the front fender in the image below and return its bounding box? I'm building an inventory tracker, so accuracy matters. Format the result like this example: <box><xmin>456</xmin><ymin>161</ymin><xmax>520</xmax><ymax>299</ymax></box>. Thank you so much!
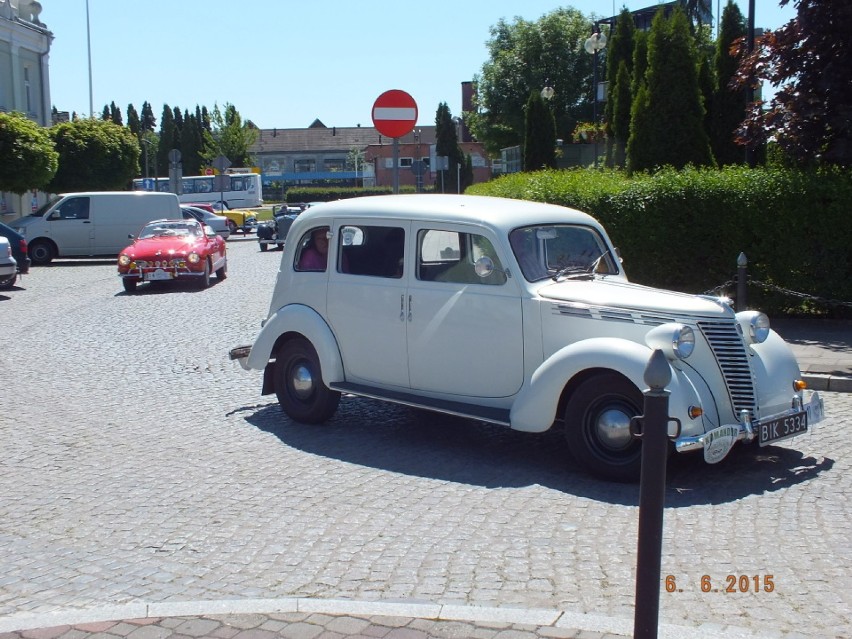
<box><xmin>749</xmin><ymin>329</ymin><xmax>803</xmax><ymax>415</ymax></box>
<box><xmin>510</xmin><ymin>337</ymin><xmax>697</xmax><ymax>433</ymax></box>
<box><xmin>246</xmin><ymin>304</ymin><xmax>344</xmax><ymax>384</ymax></box>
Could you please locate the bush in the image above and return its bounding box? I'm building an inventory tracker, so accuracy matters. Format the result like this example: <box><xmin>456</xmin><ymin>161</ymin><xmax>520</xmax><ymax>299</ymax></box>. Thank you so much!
<box><xmin>467</xmin><ymin>166</ymin><xmax>852</xmax><ymax>318</ymax></box>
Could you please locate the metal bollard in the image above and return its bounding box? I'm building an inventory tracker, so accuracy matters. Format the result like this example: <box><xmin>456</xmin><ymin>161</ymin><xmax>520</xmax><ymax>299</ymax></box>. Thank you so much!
<box><xmin>736</xmin><ymin>252</ymin><xmax>748</xmax><ymax>312</ymax></box>
<box><xmin>630</xmin><ymin>349</ymin><xmax>680</xmax><ymax>639</ymax></box>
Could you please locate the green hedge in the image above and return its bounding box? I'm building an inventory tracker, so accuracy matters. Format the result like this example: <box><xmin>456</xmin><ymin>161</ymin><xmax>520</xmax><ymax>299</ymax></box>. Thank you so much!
<box><xmin>285</xmin><ymin>185</ymin><xmax>428</xmax><ymax>203</ymax></box>
<box><xmin>467</xmin><ymin>166</ymin><xmax>852</xmax><ymax>318</ymax></box>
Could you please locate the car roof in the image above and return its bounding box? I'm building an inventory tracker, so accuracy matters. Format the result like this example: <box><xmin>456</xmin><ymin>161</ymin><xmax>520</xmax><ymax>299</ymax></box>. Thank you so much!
<box><xmin>295</xmin><ymin>194</ymin><xmax>601</xmax><ymax>234</ymax></box>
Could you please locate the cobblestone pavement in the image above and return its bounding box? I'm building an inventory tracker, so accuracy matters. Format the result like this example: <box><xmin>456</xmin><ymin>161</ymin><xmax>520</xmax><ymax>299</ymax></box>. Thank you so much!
<box><xmin>0</xmin><ymin>238</ymin><xmax>849</xmax><ymax>639</ymax></box>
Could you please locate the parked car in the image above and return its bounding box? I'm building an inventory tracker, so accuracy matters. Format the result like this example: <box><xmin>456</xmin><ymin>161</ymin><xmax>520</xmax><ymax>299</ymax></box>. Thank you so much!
<box><xmin>117</xmin><ymin>218</ymin><xmax>227</xmax><ymax>293</ymax></box>
<box><xmin>0</xmin><ymin>236</ymin><xmax>17</xmax><ymax>289</ymax></box>
<box><xmin>181</xmin><ymin>205</ymin><xmax>231</xmax><ymax>240</ymax></box>
<box><xmin>9</xmin><ymin>192</ymin><xmax>182</xmax><ymax>265</ymax></box>
<box><xmin>0</xmin><ymin>221</ymin><xmax>30</xmax><ymax>277</ymax></box>
<box><xmin>229</xmin><ymin>194</ymin><xmax>825</xmax><ymax>482</ymax></box>
<box><xmin>257</xmin><ymin>206</ymin><xmax>300</xmax><ymax>251</ymax></box>
<box><xmin>192</xmin><ymin>201</ymin><xmax>257</xmax><ymax>235</ymax></box>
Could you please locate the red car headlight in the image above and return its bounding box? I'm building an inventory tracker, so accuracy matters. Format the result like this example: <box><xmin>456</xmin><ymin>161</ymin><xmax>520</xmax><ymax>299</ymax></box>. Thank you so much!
<box><xmin>188</xmin><ymin>252</ymin><xmax>201</xmax><ymax>264</ymax></box>
<box><xmin>118</xmin><ymin>254</ymin><xmax>131</xmax><ymax>267</ymax></box>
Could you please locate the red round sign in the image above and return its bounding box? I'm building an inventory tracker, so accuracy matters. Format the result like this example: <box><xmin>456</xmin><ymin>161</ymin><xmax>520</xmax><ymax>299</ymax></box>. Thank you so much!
<box><xmin>371</xmin><ymin>89</ymin><xmax>418</xmax><ymax>138</ymax></box>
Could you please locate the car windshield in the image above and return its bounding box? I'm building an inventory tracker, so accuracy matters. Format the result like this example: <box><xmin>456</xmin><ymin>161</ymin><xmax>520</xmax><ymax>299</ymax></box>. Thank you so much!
<box><xmin>139</xmin><ymin>222</ymin><xmax>200</xmax><ymax>239</ymax></box>
<box><xmin>509</xmin><ymin>225</ymin><xmax>616</xmax><ymax>282</ymax></box>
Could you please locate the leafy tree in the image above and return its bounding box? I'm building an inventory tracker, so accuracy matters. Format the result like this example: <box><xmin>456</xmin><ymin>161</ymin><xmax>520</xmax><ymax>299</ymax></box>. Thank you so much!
<box><xmin>126</xmin><ymin>104</ymin><xmax>141</xmax><ymax>139</ymax></box>
<box><xmin>156</xmin><ymin>105</ymin><xmax>176</xmax><ymax>176</ymax></box>
<box><xmin>180</xmin><ymin>110</ymin><xmax>203</xmax><ymax>176</ymax></box>
<box><xmin>627</xmin><ymin>7</ymin><xmax>714</xmax><ymax>173</ymax></box>
<box><xmin>604</xmin><ymin>9</ymin><xmax>635</xmax><ymax>167</ymax></box>
<box><xmin>47</xmin><ymin>119</ymin><xmax>139</xmax><ymax>192</ymax></box>
<box><xmin>435</xmin><ymin>102</ymin><xmax>464</xmax><ymax>193</ymax></box>
<box><xmin>101</xmin><ymin>105</ymin><xmax>110</xmax><ymax>121</ymax></box>
<box><xmin>467</xmin><ymin>8</ymin><xmax>594</xmax><ymax>155</ymax></box>
<box><xmin>201</xmin><ymin>103</ymin><xmax>257</xmax><ymax>168</ymax></box>
<box><xmin>0</xmin><ymin>112</ymin><xmax>58</xmax><ymax>194</ymax></box>
<box><xmin>709</xmin><ymin>0</ymin><xmax>747</xmax><ymax>165</ymax></box>
<box><xmin>733</xmin><ymin>0</ymin><xmax>852</xmax><ymax>166</ymax></box>
<box><xmin>140</xmin><ymin>101</ymin><xmax>156</xmax><ymax>133</ymax></box>
<box><xmin>110</xmin><ymin>102</ymin><xmax>123</xmax><ymax>126</ymax></box>
<box><xmin>523</xmin><ymin>90</ymin><xmax>557</xmax><ymax>170</ymax></box>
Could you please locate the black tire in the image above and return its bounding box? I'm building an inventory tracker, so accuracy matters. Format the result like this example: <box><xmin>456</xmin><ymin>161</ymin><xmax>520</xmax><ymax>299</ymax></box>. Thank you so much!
<box><xmin>564</xmin><ymin>373</ymin><xmax>644</xmax><ymax>482</ymax></box>
<box><xmin>274</xmin><ymin>338</ymin><xmax>341</xmax><ymax>424</ymax></box>
<box><xmin>216</xmin><ymin>260</ymin><xmax>227</xmax><ymax>280</ymax></box>
<box><xmin>28</xmin><ymin>240</ymin><xmax>54</xmax><ymax>265</ymax></box>
<box><xmin>199</xmin><ymin>259</ymin><xmax>211</xmax><ymax>288</ymax></box>
<box><xmin>122</xmin><ymin>278</ymin><xmax>138</xmax><ymax>293</ymax></box>
<box><xmin>227</xmin><ymin>219</ymin><xmax>238</xmax><ymax>235</ymax></box>
<box><xmin>0</xmin><ymin>273</ymin><xmax>16</xmax><ymax>289</ymax></box>
<box><xmin>277</xmin><ymin>243</ymin><xmax>284</xmax><ymax>251</ymax></box>
<box><xmin>259</xmin><ymin>243</ymin><xmax>268</xmax><ymax>252</ymax></box>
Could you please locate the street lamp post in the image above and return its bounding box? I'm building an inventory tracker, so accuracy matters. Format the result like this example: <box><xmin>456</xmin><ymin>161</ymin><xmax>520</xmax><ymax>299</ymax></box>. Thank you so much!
<box><xmin>584</xmin><ymin>27</ymin><xmax>607</xmax><ymax>168</ymax></box>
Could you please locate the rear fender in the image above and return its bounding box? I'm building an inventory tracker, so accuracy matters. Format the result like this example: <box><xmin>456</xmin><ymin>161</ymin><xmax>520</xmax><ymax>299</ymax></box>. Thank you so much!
<box><xmin>246</xmin><ymin>304</ymin><xmax>344</xmax><ymax>385</ymax></box>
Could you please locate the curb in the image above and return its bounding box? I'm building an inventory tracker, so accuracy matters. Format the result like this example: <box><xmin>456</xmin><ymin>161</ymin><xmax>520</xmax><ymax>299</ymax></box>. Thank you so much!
<box><xmin>802</xmin><ymin>373</ymin><xmax>852</xmax><ymax>393</ymax></box>
<box><xmin>0</xmin><ymin>597</ymin><xmax>806</xmax><ymax>639</ymax></box>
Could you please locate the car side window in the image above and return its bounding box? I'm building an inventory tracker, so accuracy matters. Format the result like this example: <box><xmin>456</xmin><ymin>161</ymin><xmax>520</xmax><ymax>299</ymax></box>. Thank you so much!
<box><xmin>337</xmin><ymin>225</ymin><xmax>405</xmax><ymax>278</ymax></box>
<box><xmin>417</xmin><ymin>229</ymin><xmax>506</xmax><ymax>285</ymax></box>
<box><xmin>50</xmin><ymin>197</ymin><xmax>90</xmax><ymax>221</ymax></box>
<box><xmin>295</xmin><ymin>226</ymin><xmax>330</xmax><ymax>272</ymax></box>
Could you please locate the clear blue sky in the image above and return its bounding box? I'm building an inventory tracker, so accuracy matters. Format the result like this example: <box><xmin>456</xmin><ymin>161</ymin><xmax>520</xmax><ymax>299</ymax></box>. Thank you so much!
<box><xmin>44</xmin><ymin>1</ymin><xmax>795</xmax><ymax>130</ymax></box>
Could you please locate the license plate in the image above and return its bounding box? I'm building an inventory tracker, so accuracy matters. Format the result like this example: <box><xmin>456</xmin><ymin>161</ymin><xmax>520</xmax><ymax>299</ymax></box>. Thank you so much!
<box><xmin>144</xmin><ymin>269</ymin><xmax>173</xmax><ymax>281</ymax></box>
<box><xmin>758</xmin><ymin>410</ymin><xmax>808</xmax><ymax>446</ymax></box>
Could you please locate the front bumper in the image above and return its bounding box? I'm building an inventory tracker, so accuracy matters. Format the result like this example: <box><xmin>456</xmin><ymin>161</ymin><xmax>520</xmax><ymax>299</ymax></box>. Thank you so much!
<box><xmin>674</xmin><ymin>391</ymin><xmax>824</xmax><ymax>463</ymax></box>
<box><xmin>119</xmin><ymin>266</ymin><xmax>206</xmax><ymax>281</ymax></box>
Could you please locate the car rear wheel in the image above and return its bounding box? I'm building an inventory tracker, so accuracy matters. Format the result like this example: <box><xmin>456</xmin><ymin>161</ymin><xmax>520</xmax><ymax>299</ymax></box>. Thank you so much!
<box><xmin>28</xmin><ymin>240</ymin><xmax>54</xmax><ymax>265</ymax></box>
<box><xmin>274</xmin><ymin>337</ymin><xmax>341</xmax><ymax>424</ymax></box>
<box><xmin>122</xmin><ymin>278</ymin><xmax>137</xmax><ymax>293</ymax></box>
<box><xmin>259</xmin><ymin>243</ymin><xmax>268</xmax><ymax>252</ymax></box>
<box><xmin>0</xmin><ymin>273</ymin><xmax>16</xmax><ymax>289</ymax></box>
<box><xmin>216</xmin><ymin>260</ymin><xmax>227</xmax><ymax>280</ymax></box>
<box><xmin>227</xmin><ymin>220</ymin><xmax>238</xmax><ymax>235</ymax></box>
<box><xmin>564</xmin><ymin>373</ymin><xmax>644</xmax><ymax>482</ymax></box>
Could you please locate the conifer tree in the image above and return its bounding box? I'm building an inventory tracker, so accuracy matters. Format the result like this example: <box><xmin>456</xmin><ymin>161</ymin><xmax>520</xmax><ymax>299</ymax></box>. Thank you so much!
<box><xmin>710</xmin><ymin>0</ymin><xmax>747</xmax><ymax>165</ymax></box>
<box><xmin>523</xmin><ymin>90</ymin><xmax>556</xmax><ymax>171</ymax></box>
<box><xmin>604</xmin><ymin>9</ymin><xmax>635</xmax><ymax>167</ymax></box>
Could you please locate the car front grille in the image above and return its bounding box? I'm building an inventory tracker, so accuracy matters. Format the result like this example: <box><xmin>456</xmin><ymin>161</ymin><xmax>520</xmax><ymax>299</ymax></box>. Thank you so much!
<box><xmin>697</xmin><ymin>320</ymin><xmax>757</xmax><ymax>418</ymax></box>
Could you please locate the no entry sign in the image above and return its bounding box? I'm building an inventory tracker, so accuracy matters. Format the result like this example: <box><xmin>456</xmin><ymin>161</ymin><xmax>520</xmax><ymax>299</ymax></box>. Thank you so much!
<box><xmin>371</xmin><ymin>89</ymin><xmax>418</xmax><ymax>138</ymax></box>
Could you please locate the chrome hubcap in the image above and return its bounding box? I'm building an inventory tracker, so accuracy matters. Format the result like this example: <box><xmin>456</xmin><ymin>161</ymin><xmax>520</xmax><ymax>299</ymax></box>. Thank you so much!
<box><xmin>595</xmin><ymin>407</ymin><xmax>633</xmax><ymax>451</ymax></box>
<box><xmin>290</xmin><ymin>362</ymin><xmax>314</xmax><ymax>399</ymax></box>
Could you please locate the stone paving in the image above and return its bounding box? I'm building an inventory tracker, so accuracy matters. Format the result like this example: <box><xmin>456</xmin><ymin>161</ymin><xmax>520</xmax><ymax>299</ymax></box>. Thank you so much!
<box><xmin>0</xmin><ymin>238</ymin><xmax>849</xmax><ymax>639</ymax></box>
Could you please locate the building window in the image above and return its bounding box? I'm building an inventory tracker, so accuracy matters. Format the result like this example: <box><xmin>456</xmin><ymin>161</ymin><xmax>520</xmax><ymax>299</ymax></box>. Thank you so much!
<box><xmin>399</xmin><ymin>157</ymin><xmax>413</xmax><ymax>168</ymax></box>
<box><xmin>324</xmin><ymin>159</ymin><xmax>345</xmax><ymax>172</ymax></box>
<box><xmin>24</xmin><ymin>68</ymin><xmax>32</xmax><ymax>114</ymax></box>
<box><xmin>294</xmin><ymin>159</ymin><xmax>315</xmax><ymax>173</ymax></box>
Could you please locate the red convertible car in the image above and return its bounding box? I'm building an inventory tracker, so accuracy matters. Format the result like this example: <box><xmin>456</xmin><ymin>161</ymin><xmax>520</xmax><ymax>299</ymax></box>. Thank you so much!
<box><xmin>118</xmin><ymin>219</ymin><xmax>227</xmax><ymax>293</ymax></box>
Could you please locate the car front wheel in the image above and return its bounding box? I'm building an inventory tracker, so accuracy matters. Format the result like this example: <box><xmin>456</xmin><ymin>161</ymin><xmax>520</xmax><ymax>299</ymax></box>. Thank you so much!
<box><xmin>564</xmin><ymin>373</ymin><xmax>644</xmax><ymax>482</ymax></box>
<box><xmin>28</xmin><ymin>240</ymin><xmax>54</xmax><ymax>265</ymax></box>
<box><xmin>227</xmin><ymin>220</ymin><xmax>238</xmax><ymax>235</ymax></box>
<box><xmin>274</xmin><ymin>338</ymin><xmax>341</xmax><ymax>424</ymax></box>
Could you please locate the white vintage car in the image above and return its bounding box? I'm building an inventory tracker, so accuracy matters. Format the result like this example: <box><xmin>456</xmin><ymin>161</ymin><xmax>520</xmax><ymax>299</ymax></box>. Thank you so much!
<box><xmin>230</xmin><ymin>194</ymin><xmax>824</xmax><ymax>481</ymax></box>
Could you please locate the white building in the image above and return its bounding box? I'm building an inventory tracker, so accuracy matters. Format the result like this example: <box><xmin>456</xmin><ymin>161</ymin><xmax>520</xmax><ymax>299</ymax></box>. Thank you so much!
<box><xmin>0</xmin><ymin>0</ymin><xmax>52</xmax><ymax>218</ymax></box>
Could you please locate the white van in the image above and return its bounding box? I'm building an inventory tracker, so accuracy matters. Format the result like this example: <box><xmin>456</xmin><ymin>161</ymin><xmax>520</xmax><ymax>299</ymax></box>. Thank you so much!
<box><xmin>10</xmin><ymin>192</ymin><xmax>181</xmax><ymax>265</ymax></box>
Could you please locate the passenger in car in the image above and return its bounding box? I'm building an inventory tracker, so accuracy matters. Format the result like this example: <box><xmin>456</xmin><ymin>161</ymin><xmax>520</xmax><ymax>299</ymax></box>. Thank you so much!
<box><xmin>297</xmin><ymin>228</ymin><xmax>329</xmax><ymax>271</ymax></box>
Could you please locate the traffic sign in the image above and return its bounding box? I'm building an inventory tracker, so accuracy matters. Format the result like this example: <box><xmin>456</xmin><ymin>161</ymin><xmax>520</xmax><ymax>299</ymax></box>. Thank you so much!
<box><xmin>372</xmin><ymin>89</ymin><xmax>418</xmax><ymax>138</ymax></box>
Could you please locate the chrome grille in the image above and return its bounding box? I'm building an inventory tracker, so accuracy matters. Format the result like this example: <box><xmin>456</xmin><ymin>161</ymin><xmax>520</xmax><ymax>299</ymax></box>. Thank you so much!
<box><xmin>698</xmin><ymin>320</ymin><xmax>757</xmax><ymax>416</ymax></box>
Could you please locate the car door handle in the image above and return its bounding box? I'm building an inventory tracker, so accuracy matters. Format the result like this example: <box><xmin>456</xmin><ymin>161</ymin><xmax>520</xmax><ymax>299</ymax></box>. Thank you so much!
<box><xmin>407</xmin><ymin>295</ymin><xmax>413</xmax><ymax>322</ymax></box>
<box><xmin>400</xmin><ymin>294</ymin><xmax>405</xmax><ymax>321</ymax></box>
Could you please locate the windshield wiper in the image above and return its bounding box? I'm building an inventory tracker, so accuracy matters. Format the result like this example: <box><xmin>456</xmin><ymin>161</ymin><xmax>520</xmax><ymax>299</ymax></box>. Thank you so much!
<box><xmin>551</xmin><ymin>265</ymin><xmax>594</xmax><ymax>281</ymax></box>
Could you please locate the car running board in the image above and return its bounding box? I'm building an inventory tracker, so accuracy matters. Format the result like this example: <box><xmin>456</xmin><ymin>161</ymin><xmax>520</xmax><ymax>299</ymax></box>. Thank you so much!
<box><xmin>330</xmin><ymin>382</ymin><xmax>512</xmax><ymax>426</ymax></box>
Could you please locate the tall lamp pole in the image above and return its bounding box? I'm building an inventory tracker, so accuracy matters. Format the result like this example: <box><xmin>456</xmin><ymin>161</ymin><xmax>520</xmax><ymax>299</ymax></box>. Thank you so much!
<box><xmin>584</xmin><ymin>26</ymin><xmax>607</xmax><ymax>168</ymax></box>
<box><xmin>86</xmin><ymin>0</ymin><xmax>94</xmax><ymax>118</ymax></box>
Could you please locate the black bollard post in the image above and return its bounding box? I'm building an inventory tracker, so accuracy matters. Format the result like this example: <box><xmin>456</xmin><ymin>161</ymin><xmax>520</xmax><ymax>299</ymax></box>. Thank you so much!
<box><xmin>736</xmin><ymin>252</ymin><xmax>748</xmax><ymax>312</ymax></box>
<box><xmin>632</xmin><ymin>349</ymin><xmax>679</xmax><ymax>639</ymax></box>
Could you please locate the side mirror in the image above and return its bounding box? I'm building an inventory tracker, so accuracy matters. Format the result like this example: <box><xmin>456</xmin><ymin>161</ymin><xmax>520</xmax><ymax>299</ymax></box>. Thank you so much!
<box><xmin>474</xmin><ymin>255</ymin><xmax>494</xmax><ymax>278</ymax></box>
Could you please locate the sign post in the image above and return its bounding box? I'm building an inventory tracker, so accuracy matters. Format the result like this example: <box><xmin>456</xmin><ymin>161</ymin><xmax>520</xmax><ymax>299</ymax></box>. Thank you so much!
<box><xmin>371</xmin><ymin>90</ymin><xmax>418</xmax><ymax>194</ymax></box>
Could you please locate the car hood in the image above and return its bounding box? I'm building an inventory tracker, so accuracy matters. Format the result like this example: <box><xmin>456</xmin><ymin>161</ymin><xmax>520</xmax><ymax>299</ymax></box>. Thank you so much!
<box><xmin>122</xmin><ymin>236</ymin><xmax>202</xmax><ymax>258</ymax></box>
<box><xmin>537</xmin><ymin>277</ymin><xmax>730</xmax><ymax>318</ymax></box>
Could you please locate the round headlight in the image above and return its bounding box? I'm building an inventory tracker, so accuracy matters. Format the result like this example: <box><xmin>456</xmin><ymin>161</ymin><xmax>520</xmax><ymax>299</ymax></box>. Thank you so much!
<box><xmin>188</xmin><ymin>252</ymin><xmax>201</xmax><ymax>264</ymax></box>
<box><xmin>737</xmin><ymin>310</ymin><xmax>770</xmax><ymax>344</ymax></box>
<box><xmin>118</xmin><ymin>254</ymin><xmax>130</xmax><ymax>266</ymax></box>
<box><xmin>645</xmin><ymin>323</ymin><xmax>695</xmax><ymax>360</ymax></box>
